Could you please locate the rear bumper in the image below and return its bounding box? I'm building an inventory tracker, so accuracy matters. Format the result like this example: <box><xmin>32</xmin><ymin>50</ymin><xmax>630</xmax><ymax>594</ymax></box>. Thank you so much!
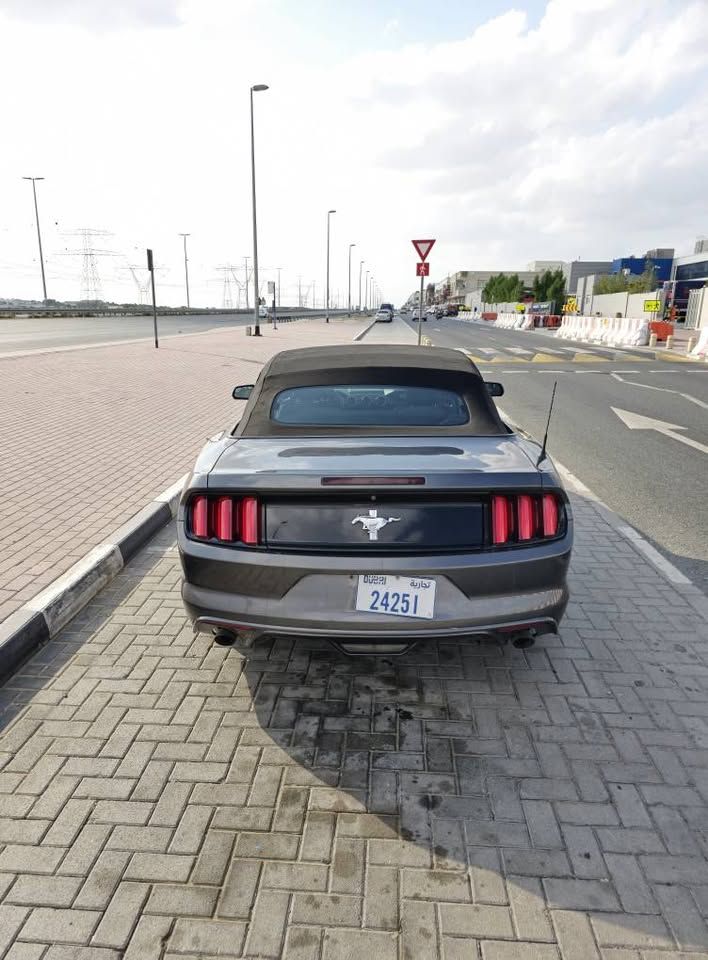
<box><xmin>179</xmin><ymin>526</ymin><xmax>571</xmax><ymax>643</ymax></box>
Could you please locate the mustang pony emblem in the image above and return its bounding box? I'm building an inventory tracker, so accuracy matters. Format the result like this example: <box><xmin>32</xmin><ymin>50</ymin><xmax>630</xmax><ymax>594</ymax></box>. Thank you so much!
<box><xmin>352</xmin><ymin>509</ymin><xmax>401</xmax><ymax>541</ymax></box>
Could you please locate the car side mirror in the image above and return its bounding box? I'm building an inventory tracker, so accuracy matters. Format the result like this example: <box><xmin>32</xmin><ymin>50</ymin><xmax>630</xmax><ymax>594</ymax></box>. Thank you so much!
<box><xmin>485</xmin><ymin>382</ymin><xmax>504</xmax><ymax>397</ymax></box>
<box><xmin>232</xmin><ymin>384</ymin><xmax>254</xmax><ymax>400</ymax></box>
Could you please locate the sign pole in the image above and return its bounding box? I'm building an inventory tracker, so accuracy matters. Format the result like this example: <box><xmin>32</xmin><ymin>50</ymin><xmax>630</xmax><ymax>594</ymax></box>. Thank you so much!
<box><xmin>418</xmin><ymin>272</ymin><xmax>424</xmax><ymax>345</ymax></box>
<box><xmin>412</xmin><ymin>239</ymin><xmax>435</xmax><ymax>347</ymax></box>
<box><xmin>147</xmin><ymin>248</ymin><xmax>158</xmax><ymax>349</ymax></box>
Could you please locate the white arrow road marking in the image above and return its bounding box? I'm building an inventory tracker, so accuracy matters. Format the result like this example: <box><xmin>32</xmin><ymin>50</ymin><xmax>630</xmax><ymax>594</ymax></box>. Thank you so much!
<box><xmin>611</xmin><ymin>372</ymin><xmax>708</xmax><ymax>409</ymax></box>
<box><xmin>611</xmin><ymin>406</ymin><xmax>708</xmax><ymax>455</ymax></box>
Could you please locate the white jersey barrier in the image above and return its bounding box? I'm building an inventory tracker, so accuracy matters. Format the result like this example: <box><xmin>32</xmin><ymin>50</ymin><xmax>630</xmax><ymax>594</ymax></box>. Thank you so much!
<box><xmin>690</xmin><ymin>327</ymin><xmax>708</xmax><ymax>360</ymax></box>
<box><xmin>495</xmin><ymin>312</ymin><xmax>534</xmax><ymax>331</ymax></box>
<box><xmin>555</xmin><ymin>314</ymin><xmax>649</xmax><ymax>347</ymax></box>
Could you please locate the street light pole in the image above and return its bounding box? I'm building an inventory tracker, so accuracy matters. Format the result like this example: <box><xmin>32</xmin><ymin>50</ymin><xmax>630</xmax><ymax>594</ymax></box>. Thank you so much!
<box><xmin>365</xmin><ymin>271</ymin><xmax>370</xmax><ymax>311</ymax></box>
<box><xmin>347</xmin><ymin>243</ymin><xmax>355</xmax><ymax>315</ymax></box>
<box><xmin>358</xmin><ymin>260</ymin><xmax>364</xmax><ymax>312</ymax></box>
<box><xmin>250</xmin><ymin>83</ymin><xmax>269</xmax><ymax>336</ymax></box>
<box><xmin>178</xmin><ymin>233</ymin><xmax>190</xmax><ymax>308</ymax></box>
<box><xmin>326</xmin><ymin>209</ymin><xmax>336</xmax><ymax>323</ymax></box>
<box><xmin>22</xmin><ymin>176</ymin><xmax>48</xmax><ymax>301</ymax></box>
<box><xmin>276</xmin><ymin>267</ymin><xmax>282</xmax><ymax>307</ymax></box>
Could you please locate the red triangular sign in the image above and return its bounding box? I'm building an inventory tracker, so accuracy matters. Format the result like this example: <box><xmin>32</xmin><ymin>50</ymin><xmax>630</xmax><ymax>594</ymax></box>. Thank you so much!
<box><xmin>412</xmin><ymin>238</ymin><xmax>435</xmax><ymax>261</ymax></box>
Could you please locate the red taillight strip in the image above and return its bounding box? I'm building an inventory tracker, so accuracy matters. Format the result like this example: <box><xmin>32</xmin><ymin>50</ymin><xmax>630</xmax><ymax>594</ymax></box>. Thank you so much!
<box><xmin>517</xmin><ymin>494</ymin><xmax>535</xmax><ymax>541</ymax></box>
<box><xmin>491</xmin><ymin>495</ymin><xmax>510</xmax><ymax>545</ymax></box>
<box><xmin>239</xmin><ymin>496</ymin><xmax>259</xmax><ymax>545</ymax></box>
<box><xmin>214</xmin><ymin>496</ymin><xmax>234</xmax><ymax>541</ymax></box>
<box><xmin>191</xmin><ymin>495</ymin><xmax>209</xmax><ymax>539</ymax></box>
<box><xmin>542</xmin><ymin>493</ymin><xmax>559</xmax><ymax>537</ymax></box>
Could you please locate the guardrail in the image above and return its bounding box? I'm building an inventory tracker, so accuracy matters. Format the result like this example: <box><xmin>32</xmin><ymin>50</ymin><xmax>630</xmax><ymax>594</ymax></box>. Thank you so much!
<box><xmin>0</xmin><ymin>306</ymin><xmax>357</xmax><ymax>320</ymax></box>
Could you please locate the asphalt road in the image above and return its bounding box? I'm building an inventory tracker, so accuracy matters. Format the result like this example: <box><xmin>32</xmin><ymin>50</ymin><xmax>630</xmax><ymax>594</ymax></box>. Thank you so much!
<box><xmin>404</xmin><ymin>315</ymin><xmax>708</xmax><ymax>590</ymax></box>
<box><xmin>0</xmin><ymin>310</ymin><xmax>352</xmax><ymax>354</ymax></box>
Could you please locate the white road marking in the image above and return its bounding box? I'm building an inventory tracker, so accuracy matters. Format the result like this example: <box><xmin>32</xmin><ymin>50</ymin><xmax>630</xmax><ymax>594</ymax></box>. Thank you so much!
<box><xmin>507</xmin><ymin>347</ymin><xmax>534</xmax><ymax>355</ymax></box>
<box><xmin>611</xmin><ymin>372</ymin><xmax>708</xmax><ymax>409</ymax></box>
<box><xmin>497</xmin><ymin>406</ymin><xmax>694</xmax><ymax>587</ymax></box>
<box><xmin>611</xmin><ymin>406</ymin><xmax>708</xmax><ymax>456</ymax></box>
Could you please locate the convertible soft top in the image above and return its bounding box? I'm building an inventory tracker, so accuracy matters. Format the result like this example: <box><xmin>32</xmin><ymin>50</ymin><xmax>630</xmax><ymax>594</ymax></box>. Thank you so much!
<box><xmin>234</xmin><ymin>344</ymin><xmax>507</xmax><ymax>437</ymax></box>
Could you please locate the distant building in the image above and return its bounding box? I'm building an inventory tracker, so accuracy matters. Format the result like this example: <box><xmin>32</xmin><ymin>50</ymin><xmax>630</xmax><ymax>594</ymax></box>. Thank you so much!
<box><xmin>526</xmin><ymin>260</ymin><xmax>565</xmax><ymax>273</ymax></box>
<box><xmin>562</xmin><ymin>260</ymin><xmax>613</xmax><ymax>295</ymax></box>
<box><xmin>669</xmin><ymin>240</ymin><xmax>708</xmax><ymax>320</ymax></box>
<box><xmin>612</xmin><ymin>250</ymin><xmax>673</xmax><ymax>283</ymax></box>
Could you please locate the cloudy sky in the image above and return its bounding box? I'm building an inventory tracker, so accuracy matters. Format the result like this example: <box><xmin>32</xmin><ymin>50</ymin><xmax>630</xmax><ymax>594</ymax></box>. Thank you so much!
<box><xmin>1</xmin><ymin>0</ymin><xmax>707</xmax><ymax>307</ymax></box>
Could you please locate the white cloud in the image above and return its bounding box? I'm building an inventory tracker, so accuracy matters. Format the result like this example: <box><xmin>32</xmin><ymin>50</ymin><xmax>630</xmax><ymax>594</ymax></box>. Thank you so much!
<box><xmin>0</xmin><ymin>0</ymin><xmax>182</xmax><ymax>28</ymax></box>
<box><xmin>0</xmin><ymin>0</ymin><xmax>706</xmax><ymax>306</ymax></box>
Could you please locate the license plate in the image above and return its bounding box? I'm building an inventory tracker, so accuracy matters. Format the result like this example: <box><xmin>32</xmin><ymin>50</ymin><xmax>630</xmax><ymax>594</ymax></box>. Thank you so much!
<box><xmin>355</xmin><ymin>575</ymin><xmax>436</xmax><ymax>619</ymax></box>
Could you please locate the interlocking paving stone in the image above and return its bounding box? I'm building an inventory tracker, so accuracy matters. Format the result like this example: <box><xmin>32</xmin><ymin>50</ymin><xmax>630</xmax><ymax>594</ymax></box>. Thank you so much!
<box><xmin>1</xmin><ymin>495</ymin><xmax>708</xmax><ymax>957</ymax></box>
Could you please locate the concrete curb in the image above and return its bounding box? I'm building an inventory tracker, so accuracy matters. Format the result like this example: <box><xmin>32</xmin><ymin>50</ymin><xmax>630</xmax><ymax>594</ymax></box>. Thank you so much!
<box><xmin>497</xmin><ymin>405</ymin><xmax>708</xmax><ymax>623</ymax></box>
<box><xmin>352</xmin><ymin>317</ymin><xmax>378</xmax><ymax>341</ymax></box>
<box><xmin>0</xmin><ymin>473</ymin><xmax>188</xmax><ymax>683</ymax></box>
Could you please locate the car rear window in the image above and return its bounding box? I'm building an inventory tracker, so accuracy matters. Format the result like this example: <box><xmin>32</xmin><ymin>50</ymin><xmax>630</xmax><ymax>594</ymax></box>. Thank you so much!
<box><xmin>270</xmin><ymin>384</ymin><xmax>470</xmax><ymax>426</ymax></box>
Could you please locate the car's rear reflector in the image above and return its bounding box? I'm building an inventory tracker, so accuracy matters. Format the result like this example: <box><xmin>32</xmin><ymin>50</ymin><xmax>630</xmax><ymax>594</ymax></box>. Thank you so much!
<box><xmin>542</xmin><ymin>493</ymin><xmax>559</xmax><ymax>537</ymax></box>
<box><xmin>321</xmin><ymin>476</ymin><xmax>425</xmax><ymax>486</ymax></box>
<box><xmin>517</xmin><ymin>494</ymin><xmax>535</xmax><ymax>541</ymax></box>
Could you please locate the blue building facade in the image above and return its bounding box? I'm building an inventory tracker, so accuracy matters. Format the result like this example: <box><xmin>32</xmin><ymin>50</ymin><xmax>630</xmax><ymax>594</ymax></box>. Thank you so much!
<box><xmin>611</xmin><ymin>256</ymin><xmax>673</xmax><ymax>282</ymax></box>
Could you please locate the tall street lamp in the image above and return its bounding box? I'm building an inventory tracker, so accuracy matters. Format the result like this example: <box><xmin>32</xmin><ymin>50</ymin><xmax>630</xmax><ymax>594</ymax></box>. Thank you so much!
<box><xmin>325</xmin><ymin>209</ymin><xmax>336</xmax><ymax>324</ymax></box>
<box><xmin>358</xmin><ymin>260</ymin><xmax>364</xmax><ymax>312</ymax></box>
<box><xmin>347</xmin><ymin>243</ymin><xmax>356</xmax><ymax>314</ymax></box>
<box><xmin>179</xmin><ymin>233</ymin><xmax>190</xmax><ymax>308</ymax></box>
<box><xmin>250</xmin><ymin>83</ymin><xmax>269</xmax><ymax>336</ymax></box>
<box><xmin>22</xmin><ymin>176</ymin><xmax>48</xmax><ymax>301</ymax></box>
<box><xmin>365</xmin><ymin>270</ymin><xmax>370</xmax><ymax>311</ymax></box>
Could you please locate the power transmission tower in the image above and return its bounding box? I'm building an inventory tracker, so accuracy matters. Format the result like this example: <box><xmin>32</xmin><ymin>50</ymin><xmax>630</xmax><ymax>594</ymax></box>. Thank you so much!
<box><xmin>126</xmin><ymin>265</ymin><xmax>151</xmax><ymax>304</ymax></box>
<box><xmin>61</xmin><ymin>228</ymin><xmax>115</xmax><ymax>303</ymax></box>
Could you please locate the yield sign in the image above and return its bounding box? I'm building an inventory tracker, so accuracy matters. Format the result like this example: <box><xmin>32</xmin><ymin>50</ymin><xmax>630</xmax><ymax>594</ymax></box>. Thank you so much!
<box><xmin>412</xmin><ymin>239</ymin><xmax>436</xmax><ymax>262</ymax></box>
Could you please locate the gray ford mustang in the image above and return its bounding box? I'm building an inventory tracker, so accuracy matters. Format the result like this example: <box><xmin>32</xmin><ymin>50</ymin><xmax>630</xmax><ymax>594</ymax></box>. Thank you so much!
<box><xmin>178</xmin><ymin>344</ymin><xmax>572</xmax><ymax>654</ymax></box>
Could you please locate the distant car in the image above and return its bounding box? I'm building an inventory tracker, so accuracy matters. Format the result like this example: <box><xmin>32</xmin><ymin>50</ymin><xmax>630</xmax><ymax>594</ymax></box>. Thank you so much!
<box><xmin>258</xmin><ymin>304</ymin><xmax>268</xmax><ymax>319</ymax></box>
<box><xmin>446</xmin><ymin>304</ymin><xmax>459</xmax><ymax>317</ymax></box>
<box><xmin>380</xmin><ymin>302</ymin><xmax>394</xmax><ymax>316</ymax></box>
<box><xmin>375</xmin><ymin>310</ymin><xmax>393</xmax><ymax>323</ymax></box>
<box><xmin>178</xmin><ymin>345</ymin><xmax>572</xmax><ymax>655</ymax></box>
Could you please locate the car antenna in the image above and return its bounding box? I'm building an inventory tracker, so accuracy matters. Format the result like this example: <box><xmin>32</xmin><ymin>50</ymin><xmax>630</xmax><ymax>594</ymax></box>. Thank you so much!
<box><xmin>536</xmin><ymin>380</ymin><xmax>558</xmax><ymax>467</ymax></box>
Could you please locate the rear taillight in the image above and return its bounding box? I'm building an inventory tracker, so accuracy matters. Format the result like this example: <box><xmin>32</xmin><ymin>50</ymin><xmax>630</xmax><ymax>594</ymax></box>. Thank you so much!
<box><xmin>188</xmin><ymin>495</ymin><xmax>260</xmax><ymax>545</ymax></box>
<box><xmin>492</xmin><ymin>493</ymin><xmax>562</xmax><ymax>546</ymax></box>
<box><xmin>517</xmin><ymin>494</ymin><xmax>535</xmax><ymax>541</ymax></box>
<box><xmin>491</xmin><ymin>495</ymin><xmax>513</xmax><ymax>544</ymax></box>
<box><xmin>239</xmin><ymin>496</ymin><xmax>259</xmax><ymax>546</ymax></box>
<box><xmin>542</xmin><ymin>493</ymin><xmax>559</xmax><ymax>537</ymax></box>
<box><xmin>214</xmin><ymin>496</ymin><xmax>234</xmax><ymax>541</ymax></box>
<box><xmin>192</xmin><ymin>495</ymin><xmax>209</xmax><ymax>539</ymax></box>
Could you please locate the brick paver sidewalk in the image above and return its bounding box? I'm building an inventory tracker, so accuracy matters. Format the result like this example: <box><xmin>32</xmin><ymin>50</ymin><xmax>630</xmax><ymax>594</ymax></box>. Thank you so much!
<box><xmin>1</xmin><ymin>493</ymin><xmax>708</xmax><ymax>957</ymax></box>
<box><xmin>0</xmin><ymin>318</ymin><xmax>369</xmax><ymax>624</ymax></box>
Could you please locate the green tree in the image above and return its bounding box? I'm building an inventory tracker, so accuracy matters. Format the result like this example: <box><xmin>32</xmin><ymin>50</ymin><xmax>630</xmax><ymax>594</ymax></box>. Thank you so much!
<box><xmin>627</xmin><ymin>261</ymin><xmax>657</xmax><ymax>294</ymax></box>
<box><xmin>595</xmin><ymin>272</ymin><xmax>629</xmax><ymax>294</ymax></box>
